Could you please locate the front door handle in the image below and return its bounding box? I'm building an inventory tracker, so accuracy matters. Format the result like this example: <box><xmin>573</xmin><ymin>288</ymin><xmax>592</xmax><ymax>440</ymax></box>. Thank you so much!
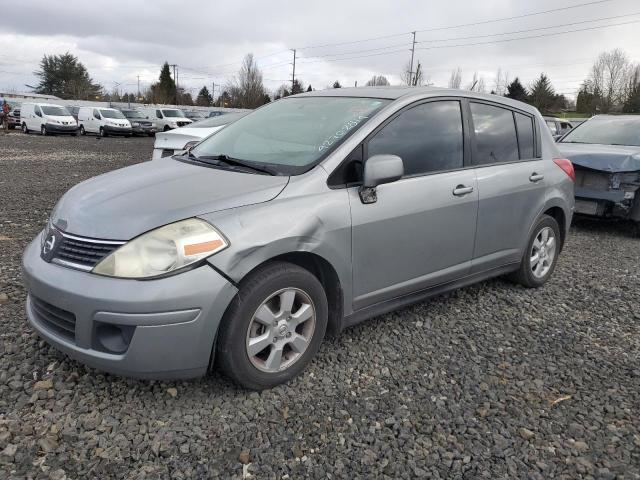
<box><xmin>452</xmin><ymin>185</ymin><xmax>474</xmax><ymax>196</ymax></box>
<box><xmin>529</xmin><ymin>173</ymin><xmax>545</xmax><ymax>182</ymax></box>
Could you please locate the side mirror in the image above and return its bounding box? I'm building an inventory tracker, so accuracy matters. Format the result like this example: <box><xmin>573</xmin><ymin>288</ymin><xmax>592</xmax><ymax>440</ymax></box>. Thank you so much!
<box><xmin>359</xmin><ymin>154</ymin><xmax>404</xmax><ymax>204</ymax></box>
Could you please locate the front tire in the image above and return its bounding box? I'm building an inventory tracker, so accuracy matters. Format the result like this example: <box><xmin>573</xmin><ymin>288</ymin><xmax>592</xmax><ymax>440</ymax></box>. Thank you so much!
<box><xmin>216</xmin><ymin>262</ymin><xmax>328</xmax><ymax>390</ymax></box>
<box><xmin>510</xmin><ymin>214</ymin><xmax>561</xmax><ymax>288</ymax></box>
<box><xmin>79</xmin><ymin>125</ymin><xmax>86</xmax><ymax>136</ymax></box>
<box><xmin>40</xmin><ymin>125</ymin><xmax>47</xmax><ymax>136</ymax></box>
<box><xmin>22</xmin><ymin>123</ymin><xmax>29</xmax><ymax>134</ymax></box>
<box><xmin>100</xmin><ymin>127</ymin><xmax>108</xmax><ymax>137</ymax></box>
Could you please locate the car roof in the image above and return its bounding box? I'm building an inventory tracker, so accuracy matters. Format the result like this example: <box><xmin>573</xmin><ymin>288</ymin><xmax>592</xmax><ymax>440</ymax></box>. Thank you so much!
<box><xmin>294</xmin><ymin>86</ymin><xmax>540</xmax><ymax>114</ymax></box>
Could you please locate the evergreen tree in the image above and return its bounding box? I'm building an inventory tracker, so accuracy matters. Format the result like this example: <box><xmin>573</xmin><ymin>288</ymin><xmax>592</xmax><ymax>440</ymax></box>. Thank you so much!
<box><xmin>152</xmin><ymin>62</ymin><xmax>176</xmax><ymax>104</ymax></box>
<box><xmin>306</xmin><ymin>85</ymin><xmax>313</xmax><ymax>92</ymax></box>
<box><xmin>34</xmin><ymin>52</ymin><xmax>101</xmax><ymax>100</ymax></box>
<box><xmin>196</xmin><ymin>86</ymin><xmax>213</xmax><ymax>106</ymax></box>
<box><xmin>505</xmin><ymin>77</ymin><xmax>528</xmax><ymax>103</ymax></box>
<box><xmin>291</xmin><ymin>79</ymin><xmax>304</xmax><ymax>95</ymax></box>
<box><xmin>528</xmin><ymin>74</ymin><xmax>556</xmax><ymax>113</ymax></box>
<box><xmin>332</xmin><ymin>81</ymin><xmax>342</xmax><ymax>89</ymax></box>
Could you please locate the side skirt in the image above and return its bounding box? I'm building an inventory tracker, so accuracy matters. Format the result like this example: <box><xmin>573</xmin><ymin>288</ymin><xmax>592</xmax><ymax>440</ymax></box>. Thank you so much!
<box><xmin>341</xmin><ymin>263</ymin><xmax>519</xmax><ymax>330</ymax></box>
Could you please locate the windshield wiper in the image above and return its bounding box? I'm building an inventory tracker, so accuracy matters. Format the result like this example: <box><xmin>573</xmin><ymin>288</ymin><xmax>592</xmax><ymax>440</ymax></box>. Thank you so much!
<box><xmin>198</xmin><ymin>154</ymin><xmax>277</xmax><ymax>175</ymax></box>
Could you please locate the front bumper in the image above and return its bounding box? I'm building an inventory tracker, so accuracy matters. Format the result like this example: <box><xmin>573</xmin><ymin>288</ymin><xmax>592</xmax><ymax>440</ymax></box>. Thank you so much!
<box><xmin>22</xmin><ymin>235</ymin><xmax>238</xmax><ymax>379</ymax></box>
<box><xmin>45</xmin><ymin>124</ymin><xmax>78</xmax><ymax>134</ymax></box>
<box><xmin>132</xmin><ymin>125</ymin><xmax>156</xmax><ymax>135</ymax></box>
<box><xmin>104</xmin><ymin>125</ymin><xmax>133</xmax><ymax>136</ymax></box>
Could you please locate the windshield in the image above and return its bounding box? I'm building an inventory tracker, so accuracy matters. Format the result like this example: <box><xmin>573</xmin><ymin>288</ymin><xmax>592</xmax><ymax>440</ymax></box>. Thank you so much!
<box><xmin>100</xmin><ymin>109</ymin><xmax>126</xmax><ymax>119</ymax></box>
<box><xmin>162</xmin><ymin>109</ymin><xmax>186</xmax><ymax>118</ymax></box>
<box><xmin>122</xmin><ymin>110</ymin><xmax>145</xmax><ymax>119</ymax></box>
<box><xmin>192</xmin><ymin>97</ymin><xmax>390</xmax><ymax>174</ymax></box>
<box><xmin>190</xmin><ymin>112</ymin><xmax>249</xmax><ymax>128</ymax></box>
<box><xmin>560</xmin><ymin>116</ymin><xmax>640</xmax><ymax>146</ymax></box>
<box><xmin>41</xmin><ymin>106</ymin><xmax>70</xmax><ymax>116</ymax></box>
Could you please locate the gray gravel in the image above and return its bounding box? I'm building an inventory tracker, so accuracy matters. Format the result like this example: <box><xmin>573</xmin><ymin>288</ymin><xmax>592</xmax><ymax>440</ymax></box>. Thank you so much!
<box><xmin>1</xmin><ymin>132</ymin><xmax>639</xmax><ymax>479</ymax></box>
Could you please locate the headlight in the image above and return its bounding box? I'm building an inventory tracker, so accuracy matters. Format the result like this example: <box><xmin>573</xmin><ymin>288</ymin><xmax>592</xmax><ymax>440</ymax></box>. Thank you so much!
<box><xmin>183</xmin><ymin>140</ymin><xmax>200</xmax><ymax>150</ymax></box>
<box><xmin>92</xmin><ymin>218</ymin><xmax>228</xmax><ymax>279</ymax></box>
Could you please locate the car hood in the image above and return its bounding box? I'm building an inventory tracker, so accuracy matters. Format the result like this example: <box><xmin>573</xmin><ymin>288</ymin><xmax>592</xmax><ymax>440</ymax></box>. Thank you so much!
<box><xmin>557</xmin><ymin>142</ymin><xmax>640</xmax><ymax>172</ymax></box>
<box><xmin>51</xmin><ymin>159</ymin><xmax>289</xmax><ymax>240</ymax></box>
<box><xmin>154</xmin><ymin>126</ymin><xmax>224</xmax><ymax>150</ymax></box>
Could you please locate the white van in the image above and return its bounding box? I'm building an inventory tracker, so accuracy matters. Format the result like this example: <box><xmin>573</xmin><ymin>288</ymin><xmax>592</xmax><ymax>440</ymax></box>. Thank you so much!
<box><xmin>20</xmin><ymin>103</ymin><xmax>78</xmax><ymax>135</ymax></box>
<box><xmin>78</xmin><ymin>107</ymin><xmax>133</xmax><ymax>137</ymax></box>
<box><xmin>141</xmin><ymin>108</ymin><xmax>193</xmax><ymax>131</ymax></box>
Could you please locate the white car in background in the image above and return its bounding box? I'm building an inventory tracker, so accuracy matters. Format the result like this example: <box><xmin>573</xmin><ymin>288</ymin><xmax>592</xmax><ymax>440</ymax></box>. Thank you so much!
<box><xmin>151</xmin><ymin>112</ymin><xmax>248</xmax><ymax>159</ymax></box>
<box><xmin>141</xmin><ymin>107</ymin><xmax>193</xmax><ymax>131</ymax></box>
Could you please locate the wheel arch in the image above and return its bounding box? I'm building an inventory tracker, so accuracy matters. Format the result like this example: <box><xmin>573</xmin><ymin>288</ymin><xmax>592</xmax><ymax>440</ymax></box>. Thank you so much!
<box><xmin>542</xmin><ymin>205</ymin><xmax>567</xmax><ymax>251</ymax></box>
<box><xmin>231</xmin><ymin>251</ymin><xmax>344</xmax><ymax>336</ymax></box>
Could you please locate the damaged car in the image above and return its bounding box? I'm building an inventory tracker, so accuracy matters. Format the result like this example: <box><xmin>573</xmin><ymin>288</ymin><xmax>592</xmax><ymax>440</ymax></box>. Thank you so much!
<box><xmin>22</xmin><ymin>88</ymin><xmax>574</xmax><ymax>389</ymax></box>
<box><xmin>557</xmin><ymin>115</ymin><xmax>640</xmax><ymax>233</ymax></box>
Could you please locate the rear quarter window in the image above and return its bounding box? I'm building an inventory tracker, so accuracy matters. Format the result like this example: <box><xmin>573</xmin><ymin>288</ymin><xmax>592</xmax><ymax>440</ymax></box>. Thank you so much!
<box><xmin>470</xmin><ymin>102</ymin><xmax>519</xmax><ymax>165</ymax></box>
<box><xmin>514</xmin><ymin>112</ymin><xmax>535</xmax><ymax>159</ymax></box>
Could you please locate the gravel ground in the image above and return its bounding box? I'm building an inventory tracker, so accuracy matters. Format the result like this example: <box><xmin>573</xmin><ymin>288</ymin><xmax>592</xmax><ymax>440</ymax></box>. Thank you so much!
<box><xmin>0</xmin><ymin>132</ymin><xmax>639</xmax><ymax>479</ymax></box>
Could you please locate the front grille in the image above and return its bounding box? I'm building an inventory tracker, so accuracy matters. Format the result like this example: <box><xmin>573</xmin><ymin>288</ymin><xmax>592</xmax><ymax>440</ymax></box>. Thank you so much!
<box><xmin>52</xmin><ymin>232</ymin><xmax>124</xmax><ymax>271</ymax></box>
<box><xmin>30</xmin><ymin>296</ymin><xmax>76</xmax><ymax>342</ymax></box>
<box><xmin>177</xmin><ymin>121</ymin><xmax>190</xmax><ymax>127</ymax></box>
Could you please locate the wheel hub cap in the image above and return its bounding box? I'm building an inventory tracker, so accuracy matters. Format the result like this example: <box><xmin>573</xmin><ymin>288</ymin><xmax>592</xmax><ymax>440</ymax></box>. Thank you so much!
<box><xmin>530</xmin><ymin>226</ymin><xmax>556</xmax><ymax>279</ymax></box>
<box><xmin>245</xmin><ymin>288</ymin><xmax>316</xmax><ymax>373</ymax></box>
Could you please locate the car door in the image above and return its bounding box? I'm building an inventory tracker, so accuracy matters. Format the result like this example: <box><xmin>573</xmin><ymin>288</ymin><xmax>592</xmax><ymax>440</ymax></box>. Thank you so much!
<box><xmin>30</xmin><ymin>105</ymin><xmax>41</xmax><ymax>130</ymax></box>
<box><xmin>349</xmin><ymin>99</ymin><xmax>478</xmax><ymax>310</ymax></box>
<box><xmin>469</xmin><ymin>101</ymin><xmax>548</xmax><ymax>273</ymax></box>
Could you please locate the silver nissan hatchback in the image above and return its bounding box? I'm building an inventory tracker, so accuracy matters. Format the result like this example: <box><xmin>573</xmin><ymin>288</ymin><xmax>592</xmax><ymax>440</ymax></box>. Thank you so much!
<box><xmin>22</xmin><ymin>87</ymin><xmax>575</xmax><ymax>389</ymax></box>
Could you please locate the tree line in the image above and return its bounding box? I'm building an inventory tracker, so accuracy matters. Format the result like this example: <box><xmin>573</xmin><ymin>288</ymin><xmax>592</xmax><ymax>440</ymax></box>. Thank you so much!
<box><xmin>32</xmin><ymin>49</ymin><xmax>640</xmax><ymax>114</ymax></box>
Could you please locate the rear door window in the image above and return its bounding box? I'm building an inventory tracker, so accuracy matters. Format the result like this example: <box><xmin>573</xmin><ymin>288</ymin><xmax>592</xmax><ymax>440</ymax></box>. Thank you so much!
<box><xmin>514</xmin><ymin>112</ymin><xmax>535</xmax><ymax>159</ymax></box>
<box><xmin>367</xmin><ymin>100</ymin><xmax>464</xmax><ymax>176</ymax></box>
<box><xmin>545</xmin><ymin>120</ymin><xmax>558</xmax><ymax>135</ymax></box>
<box><xmin>470</xmin><ymin>102</ymin><xmax>519</xmax><ymax>165</ymax></box>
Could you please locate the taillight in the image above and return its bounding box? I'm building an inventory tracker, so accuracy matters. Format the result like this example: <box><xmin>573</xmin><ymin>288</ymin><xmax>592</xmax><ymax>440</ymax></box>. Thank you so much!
<box><xmin>553</xmin><ymin>158</ymin><xmax>575</xmax><ymax>181</ymax></box>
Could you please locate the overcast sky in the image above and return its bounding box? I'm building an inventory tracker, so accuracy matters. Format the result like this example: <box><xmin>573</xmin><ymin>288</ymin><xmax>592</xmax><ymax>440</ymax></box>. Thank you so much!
<box><xmin>1</xmin><ymin>0</ymin><xmax>639</xmax><ymax>99</ymax></box>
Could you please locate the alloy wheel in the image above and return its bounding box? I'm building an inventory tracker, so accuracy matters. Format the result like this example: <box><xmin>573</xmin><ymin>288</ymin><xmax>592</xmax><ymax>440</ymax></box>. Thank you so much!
<box><xmin>530</xmin><ymin>226</ymin><xmax>556</xmax><ymax>279</ymax></box>
<box><xmin>245</xmin><ymin>288</ymin><xmax>316</xmax><ymax>373</ymax></box>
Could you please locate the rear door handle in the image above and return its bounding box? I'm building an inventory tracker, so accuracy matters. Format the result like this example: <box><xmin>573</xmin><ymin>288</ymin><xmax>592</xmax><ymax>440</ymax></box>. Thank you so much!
<box><xmin>529</xmin><ymin>173</ymin><xmax>544</xmax><ymax>182</ymax></box>
<box><xmin>452</xmin><ymin>185</ymin><xmax>474</xmax><ymax>196</ymax></box>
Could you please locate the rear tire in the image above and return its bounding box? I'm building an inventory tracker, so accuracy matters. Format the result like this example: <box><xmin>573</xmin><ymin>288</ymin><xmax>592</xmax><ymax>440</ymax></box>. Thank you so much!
<box><xmin>22</xmin><ymin>123</ymin><xmax>29</xmax><ymax>134</ymax></box>
<box><xmin>216</xmin><ymin>262</ymin><xmax>328</xmax><ymax>390</ymax></box>
<box><xmin>509</xmin><ymin>214</ymin><xmax>561</xmax><ymax>288</ymax></box>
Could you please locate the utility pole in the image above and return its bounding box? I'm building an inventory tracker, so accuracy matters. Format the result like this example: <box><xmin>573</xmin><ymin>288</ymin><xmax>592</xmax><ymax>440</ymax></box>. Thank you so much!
<box><xmin>212</xmin><ymin>82</ymin><xmax>215</xmax><ymax>106</ymax></box>
<box><xmin>291</xmin><ymin>49</ymin><xmax>296</xmax><ymax>93</ymax></box>
<box><xmin>137</xmin><ymin>75</ymin><xmax>140</xmax><ymax>102</ymax></box>
<box><xmin>169</xmin><ymin>64</ymin><xmax>178</xmax><ymax>105</ymax></box>
<box><xmin>408</xmin><ymin>31</ymin><xmax>416</xmax><ymax>86</ymax></box>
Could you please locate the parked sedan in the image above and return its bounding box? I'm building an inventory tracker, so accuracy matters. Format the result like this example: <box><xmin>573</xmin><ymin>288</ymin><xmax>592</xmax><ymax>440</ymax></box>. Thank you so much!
<box><xmin>557</xmin><ymin>115</ymin><xmax>640</xmax><ymax>232</ymax></box>
<box><xmin>543</xmin><ymin>116</ymin><xmax>573</xmax><ymax>140</ymax></box>
<box><xmin>183</xmin><ymin>110</ymin><xmax>207</xmax><ymax>122</ymax></box>
<box><xmin>152</xmin><ymin>112</ymin><xmax>247</xmax><ymax>159</ymax></box>
<box><xmin>120</xmin><ymin>109</ymin><xmax>156</xmax><ymax>136</ymax></box>
<box><xmin>22</xmin><ymin>88</ymin><xmax>573</xmax><ymax>389</ymax></box>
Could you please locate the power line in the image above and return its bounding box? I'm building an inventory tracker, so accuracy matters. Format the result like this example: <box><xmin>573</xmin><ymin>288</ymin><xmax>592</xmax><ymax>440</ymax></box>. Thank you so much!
<box><xmin>294</xmin><ymin>0</ymin><xmax>613</xmax><ymax>51</ymax></box>
<box><xmin>296</xmin><ymin>18</ymin><xmax>639</xmax><ymax>65</ymax></box>
<box><xmin>415</xmin><ymin>18</ymin><xmax>640</xmax><ymax>52</ymax></box>
<box><xmin>417</xmin><ymin>11</ymin><xmax>640</xmax><ymax>43</ymax></box>
<box><xmin>416</xmin><ymin>0</ymin><xmax>613</xmax><ymax>32</ymax></box>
